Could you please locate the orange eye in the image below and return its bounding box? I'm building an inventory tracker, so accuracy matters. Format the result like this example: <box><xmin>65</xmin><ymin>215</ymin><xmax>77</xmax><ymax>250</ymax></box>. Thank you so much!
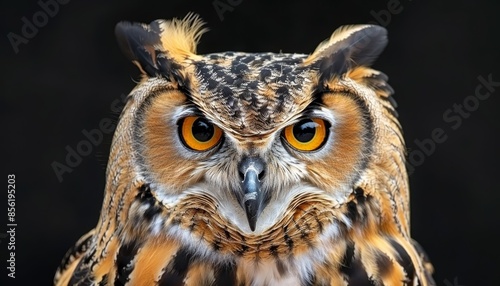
<box><xmin>282</xmin><ymin>118</ymin><xmax>329</xmax><ymax>151</ymax></box>
<box><xmin>179</xmin><ymin>116</ymin><xmax>223</xmax><ymax>151</ymax></box>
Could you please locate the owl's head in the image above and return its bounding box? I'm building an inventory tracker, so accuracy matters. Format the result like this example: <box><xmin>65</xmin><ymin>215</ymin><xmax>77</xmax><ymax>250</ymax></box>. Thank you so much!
<box><xmin>111</xmin><ymin>14</ymin><xmax>403</xmax><ymax>256</ymax></box>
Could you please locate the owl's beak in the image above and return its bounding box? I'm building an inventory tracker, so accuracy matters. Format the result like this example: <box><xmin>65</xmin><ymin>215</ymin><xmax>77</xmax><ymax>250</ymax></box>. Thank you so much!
<box><xmin>239</xmin><ymin>156</ymin><xmax>265</xmax><ymax>232</ymax></box>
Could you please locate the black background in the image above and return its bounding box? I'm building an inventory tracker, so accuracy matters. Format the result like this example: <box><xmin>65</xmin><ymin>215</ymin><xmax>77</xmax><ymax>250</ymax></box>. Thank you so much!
<box><xmin>1</xmin><ymin>0</ymin><xmax>499</xmax><ymax>285</ymax></box>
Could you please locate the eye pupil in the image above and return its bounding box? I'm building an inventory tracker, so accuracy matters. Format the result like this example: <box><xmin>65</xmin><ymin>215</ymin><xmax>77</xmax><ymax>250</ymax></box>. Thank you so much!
<box><xmin>293</xmin><ymin>120</ymin><xmax>316</xmax><ymax>143</ymax></box>
<box><xmin>192</xmin><ymin>118</ymin><xmax>214</xmax><ymax>142</ymax></box>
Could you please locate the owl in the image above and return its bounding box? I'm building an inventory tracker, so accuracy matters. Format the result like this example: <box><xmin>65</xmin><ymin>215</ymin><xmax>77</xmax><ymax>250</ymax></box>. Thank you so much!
<box><xmin>54</xmin><ymin>14</ymin><xmax>435</xmax><ymax>286</ymax></box>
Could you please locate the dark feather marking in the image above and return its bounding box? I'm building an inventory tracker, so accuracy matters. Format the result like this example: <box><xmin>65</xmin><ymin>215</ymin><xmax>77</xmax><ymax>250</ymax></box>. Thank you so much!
<box><xmin>212</xmin><ymin>238</ymin><xmax>222</xmax><ymax>251</ymax></box>
<box><xmin>157</xmin><ymin>54</ymin><xmax>184</xmax><ymax>82</ymax></box>
<box><xmin>339</xmin><ymin>243</ymin><xmax>355</xmax><ymax>274</ymax></box>
<box><xmin>314</xmin><ymin>216</ymin><xmax>324</xmax><ymax>233</ymax></box>
<box><xmin>247</xmin><ymin>80</ymin><xmax>258</xmax><ymax>89</ymax></box>
<box><xmin>269</xmin><ymin>245</ymin><xmax>279</xmax><ymax>256</ymax></box>
<box><xmin>346</xmin><ymin>201</ymin><xmax>359</xmax><ymax>224</ymax></box>
<box><xmin>322</xmin><ymin>49</ymin><xmax>349</xmax><ymax>81</ymax></box>
<box><xmin>389</xmin><ymin>239</ymin><xmax>416</xmax><ymax>282</ymax></box>
<box><xmin>283</xmin><ymin>227</ymin><xmax>294</xmax><ymax>251</ymax></box>
<box><xmin>83</xmin><ymin>248</ymin><xmax>96</xmax><ymax>267</ymax></box>
<box><xmin>275</xmin><ymin>86</ymin><xmax>290</xmax><ymax>112</ymax></box>
<box><xmin>171</xmin><ymin>216</ymin><xmax>181</xmax><ymax>225</ymax></box>
<box><xmin>99</xmin><ymin>274</ymin><xmax>109</xmax><ymax>286</ymax></box>
<box><xmin>114</xmin><ymin>241</ymin><xmax>139</xmax><ymax>285</ymax></box>
<box><xmin>224</xmin><ymin>75</ymin><xmax>235</xmax><ymax>84</ymax></box>
<box><xmin>209</xmin><ymin>54</ymin><xmax>221</xmax><ymax>60</ymax></box>
<box><xmin>221</xmin><ymin>85</ymin><xmax>234</xmax><ymax>99</ymax></box>
<box><xmin>213</xmin><ymin>263</ymin><xmax>237</xmax><ymax>286</ymax></box>
<box><xmin>259</xmin><ymin>69</ymin><xmax>272</xmax><ymax>81</ymax></box>
<box><xmin>136</xmin><ymin>184</ymin><xmax>162</xmax><ymax>221</ymax></box>
<box><xmin>339</xmin><ymin>243</ymin><xmax>376</xmax><ymax>285</ymax></box>
<box><xmin>241</xmin><ymin>55</ymin><xmax>256</xmax><ymax>63</ymax></box>
<box><xmin>386</xmin><ymin>94</ymin><xmax>398</xmax><ymax>108</ymax></box>
<box><xmin>68</xmin><ymin>258</ymin><xmax>94</xmax><ymax>286</ymax></box>
<box><xmin>347</xmin><ymin>260</ymin><xmax>377</xmax><ymax>286</ymax></box>
<box><xmin>158</xmin><ymin>248</ymin><xmax>192</xmax><ymax>286</ymax></box>
<box><xmin>208</xmin><ymin>78</ymin><xmax>219</xmax><ymax>89</ymax></box>
<box><xmin>354</xmin><ymin>187</ymin><xmax>364</xmax><ymax>197</ymax></box>
<box><xmin>231</xmin><ymin>63</ymin><xmax>249</xmax><ymax>75</ymax></box>
<box><xmin>138</xmin><ymin>183</ymin><xmax>152</xmax><ymax>197</ymax></box>
<box><xmin>236</xmin><ymin>244</ymin><xmax>249</xmax><ymax>256</ymax></box>
<box><xmin>384</xmin><ymin>104</ymin><xmax>400</xmax><ymax>119</ymax></box>
<box><xmin>369</xmin><ymin>73</ymin><xmax>395</xmax><ymax>96</ymax></box>
<box><xmin>224</xmin><ymin>229</ymin><xmax>231</xmax><ymax>239</ymax></box>
<box><xmin>375</xmin><ymin>251</ymin><xmax>393</xmax><ymax>278</ymax></box>
<box><xmin>347</xmin><ymin>188</ymin><xmax>373</xmax><ymax>228</ymax></box>
<box><xmin>293</xmin><ymin>219</ymin><xmax>312</xmax><ymax>247</ymax></box>
<box><xmin>275</xmin><ymin>258</ymin><xmax>288</xmax><ymax>276</ymax></box>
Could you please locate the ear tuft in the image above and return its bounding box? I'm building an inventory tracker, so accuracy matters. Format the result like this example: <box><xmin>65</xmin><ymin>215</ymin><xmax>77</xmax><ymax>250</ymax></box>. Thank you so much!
<box><xmin>115</xmin><ymin>13</ymin><xmax>207</xmax><ymax>77</ymax></box>
<box><xmin>304</xmin><ymin>25</ymin><xmax>388</xmax><ymax>82</ymax></box>
<box><xmin>115</xmin><ymin>20</ymin><xmax>163</xmax><ymax>76</ymax></box>
<box><xmin>158</xmin><ymin>13</ymin><xmax>208</xmax><ymax>61</ymax></box>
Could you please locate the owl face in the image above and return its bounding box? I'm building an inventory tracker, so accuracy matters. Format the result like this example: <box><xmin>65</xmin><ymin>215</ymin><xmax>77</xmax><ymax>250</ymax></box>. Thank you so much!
<box><xmin>115</xmin><ymin>14</ymin><xmax>395</xmax><ymax>254</ymax></box>
<box><xmin>133</xmin><ymin>54</ymin><xmax>370</xmax><ymax>234</ymax></box>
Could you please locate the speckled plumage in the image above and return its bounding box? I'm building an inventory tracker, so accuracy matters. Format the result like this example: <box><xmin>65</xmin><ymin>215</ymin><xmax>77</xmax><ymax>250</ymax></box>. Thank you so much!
<box><xmin>193</xmin><ymin>52</ymin><xmax>312</xmax><ymax>134</ymax></box>
<box><xmin>55</xmin><ymin>14</ymin><xmax>435</xmax><ymax>286</ymax></box>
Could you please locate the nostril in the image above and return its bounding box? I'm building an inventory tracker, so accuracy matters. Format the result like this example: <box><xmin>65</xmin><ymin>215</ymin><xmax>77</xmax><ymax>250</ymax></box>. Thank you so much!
<box><xmin>258</xmin><ymin>170</ymin><xmax>265</xmax><ymax>181</ymax></box>
<box><xmin>238</xmin><ymin>156</ymin><xmax>266</xmax><ymax>182</ymax></box>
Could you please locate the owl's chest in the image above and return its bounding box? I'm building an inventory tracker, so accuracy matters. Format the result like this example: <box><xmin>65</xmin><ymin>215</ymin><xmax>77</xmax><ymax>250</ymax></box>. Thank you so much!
<box><xmin>116</xmin><ymin>240</ymin><xmax>315</xmax><ymax>286</ymax></box>
<box><xmin>231</xmin><ymin>259</ymin><xmax>306</xmax><ymax>286</ymax></box>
